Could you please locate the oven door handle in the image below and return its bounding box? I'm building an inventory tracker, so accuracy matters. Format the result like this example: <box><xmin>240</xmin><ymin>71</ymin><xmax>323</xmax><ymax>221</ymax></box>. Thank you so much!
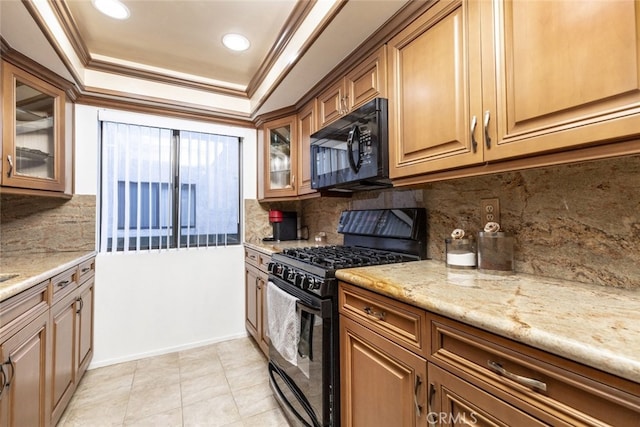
<box><xmin>269</xmin><ymin>362</ymin><xmax>320</xmax><ymax>427</ymax></box>
<box><xmin>296</xmin><ymin>300</ymin><xmax>322</xmax><ymax>317</ymax></box>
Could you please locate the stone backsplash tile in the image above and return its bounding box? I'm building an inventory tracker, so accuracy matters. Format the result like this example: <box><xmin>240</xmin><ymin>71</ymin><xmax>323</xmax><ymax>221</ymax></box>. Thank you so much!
<box><xmin>1</xmin><ymin>194</ymin><xmax>96</xmax><ymax>254</ymax></box>
<box><xmin>251</xmin><ymin>155</ymin><xmax>639</xmax><ymax>289</ymax></box>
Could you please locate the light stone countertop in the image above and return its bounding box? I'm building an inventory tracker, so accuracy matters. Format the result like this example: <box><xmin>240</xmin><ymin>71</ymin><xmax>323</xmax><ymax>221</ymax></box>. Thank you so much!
<box><xmin>335</xmin><ymin>260</ymin><xmax>640</xmax><ymax>384</ymax></box>
<box><xmin>0</xmin><ymin>251</ymin><xmax>97</xmax><ymax>301</ymax></box>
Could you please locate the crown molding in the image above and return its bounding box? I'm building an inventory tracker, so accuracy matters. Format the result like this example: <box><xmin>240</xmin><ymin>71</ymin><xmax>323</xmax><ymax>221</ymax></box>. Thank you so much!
<box><xmin>77</xmin><ymin>87</ymin><xmax>256</xmax><ymax>128</ymax></box>
<box><xmin>1</xmin><ymin>36</ymin><xmax>78</xmax><ymax>101</ymax></box>
<box><xmin>246</xmin><ymin>0</ymin><xmax>316</xmax><ymax>98</ymax></box>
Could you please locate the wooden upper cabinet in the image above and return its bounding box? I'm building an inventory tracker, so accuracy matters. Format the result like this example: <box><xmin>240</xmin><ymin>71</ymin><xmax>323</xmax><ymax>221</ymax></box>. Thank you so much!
<box><xmin>483</xmin><ymin>0</ymin><xmax>640</xmax><ymax>160</ymax></box>
<box><xmin>388</xmin><ymin>0</ymin><xmax>484</xmax><ymax>179</ymax></box>
<box><xmin>389</xmin><ymin>0</ymin><xmax>640</xmax><ymax>181</ymax></box>
<box><xmin>317</xmin><ymin>46</ymin><xmax>387</xmax><ymax>129</ymax></box>
<box><xmin>1</xmin><ymin>61</ymin><xmax>67</xmax><ymax>193</ymax></box>
<box><xmin>258</xmin><ymin>105</ymin><xmax>318</xmax><ymax>200</ymax></box>
<box><xmin>296</xmin><ymin>99</ymin><xmax>317</xmax><ymax>196</ymax></box>
<box><xmin>259</xmin><ymin>115</ymin><xmax>298</xmax><ymax>199</ymax></box>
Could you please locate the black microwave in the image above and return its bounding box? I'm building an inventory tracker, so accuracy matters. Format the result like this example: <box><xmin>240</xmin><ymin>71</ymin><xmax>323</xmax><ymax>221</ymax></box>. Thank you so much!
<box><xmin>310</xmin><ymin>97</ymin><xmax>390</xmax><ymax>192</ymax></box>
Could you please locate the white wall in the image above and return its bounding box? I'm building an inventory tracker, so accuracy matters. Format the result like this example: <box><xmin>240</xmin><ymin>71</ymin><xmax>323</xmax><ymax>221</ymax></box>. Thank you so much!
<box><xmin>75</xmin><ymin>104</ymin><xmax>258</xmax><ymax>367</ymax></box>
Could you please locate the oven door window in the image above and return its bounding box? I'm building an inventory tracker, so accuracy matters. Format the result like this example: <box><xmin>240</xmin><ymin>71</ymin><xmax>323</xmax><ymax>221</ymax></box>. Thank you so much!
<box><xmin>270</xmin><ymin>301</ymin><xmax>326</xmax><ymax>421</ymax></box>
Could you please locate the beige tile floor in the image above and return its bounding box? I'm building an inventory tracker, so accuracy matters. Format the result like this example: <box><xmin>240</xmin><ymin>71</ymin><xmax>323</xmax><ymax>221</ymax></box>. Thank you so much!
<box><xmin>57</xmin><ymin>337</ymin><xmax>290</xmax><ymax>427</ymax></box>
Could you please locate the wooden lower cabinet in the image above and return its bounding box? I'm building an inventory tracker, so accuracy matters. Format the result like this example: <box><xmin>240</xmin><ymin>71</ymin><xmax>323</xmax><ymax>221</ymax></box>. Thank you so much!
<box><xmin>244</xmin><ymin>247</ymin><xmax>270</xmax><ymax>355</ymax></box>
<box><xmin>339</xmin><ymin>282</ymin><xmax>640</xmax><ymax>427</ymax></box>
<box><xmin>340</xmin><ymin>315</ymin><xmax>427</xmax><ymax>427</ymax></box>
<box><xmin>0</xmin><ymin>256</ymin><xmax>95</xmax><ymax>427</ymax></box>
<box><xmin>0</xmin><ymin>310</ymin><xmax>50</xmax><ymax>427</ymax></box>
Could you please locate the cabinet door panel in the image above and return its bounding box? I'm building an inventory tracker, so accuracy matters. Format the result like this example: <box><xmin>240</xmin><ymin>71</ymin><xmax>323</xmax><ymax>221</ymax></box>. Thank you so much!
<box><xmin>77</xmin><ymin>280</ymin><xmax>94</xmax><ymax>377</ymax></box>
<box><xmin>1</xmin><ymin>61</ymin><xmax>66</xmax><ymax>192</ymax></box>
<box><xmin>260</xmin><ymin>115</ymin><xmax>298</xmax><ymax>199</ymax></box>
<box><xmin>51</xmin><ymin>296</ymin><xmax>76</xmax><ymax>422</ymax></box>
<box><xmin>388</xmin><ymin>0</ymin><xmax>483</xmax><ymax>179</ymax></box>
<box><xmin>341</xmin><ymin>315</ymin><xmax>426</xmax><ymax>427</ymax></box>
<box><xmin>317</xmin><ymin>80</ymin><xmax>345</xmax><ymax>129</ymax></box>
<box><xmin>0</xmin><ymin>311</ymin><xmax>48</xmax><ymax>427</ymax></box>
<box><xmin>245</xmin><ymin>265</ymin><xmax>260</xmax><ymax>339</ymax></box>
<box><xmin>297</xmin><ymin>100</ymin><xmax>316</xmax><ymax>196</ymax></box>
<box><xmin>347</xmin><ymin>46</ymin><xmax>387</xmax><ymax>111</ymax></box>
<box><xmin>485</xmin><ymin>0</ymin><xmax>640</xmax><ymax>159</ymax></box>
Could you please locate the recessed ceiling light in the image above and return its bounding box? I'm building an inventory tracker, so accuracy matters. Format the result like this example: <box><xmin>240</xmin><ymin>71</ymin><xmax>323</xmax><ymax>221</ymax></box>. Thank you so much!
<box><xmin>92</xmin><ymin>0</ymin><xmax>130</xmax><ymax>20</ymax></box>
<box><xmin>222</xmin><ymin>33</ymin><xmax>250</xmax><ymax>52</ymax></box>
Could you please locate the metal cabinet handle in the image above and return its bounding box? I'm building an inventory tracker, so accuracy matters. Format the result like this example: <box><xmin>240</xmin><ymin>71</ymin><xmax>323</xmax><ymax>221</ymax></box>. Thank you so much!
<box><xmin>363</xmin><ymin>306</ymin><xmax>386</xmax><ymax>321</ymax></box>
<box><xmin>414</xmin><ymin>375</ymin><xmax>422</xmax><ymax>417</ymax></box>
<box><xmin>6</xmin><ymin>155</ymin><xmax>13</xmax><ymax>177</ymax></box>
<box><xmin>0</xmin><ymin>361</ymin><xmax>6</xmax><ymax>400</ymax></box>
<box><xmin>57</xmin><ymin>280</ymin><xmax>71</xmax><ymax>288</ymax></box>
<box><xmin>81</xmin><ymin>267</ymin><xmax>91</xmax><ymax>273</ymax></box>
<box><xmin>76</xmin><ymin>296</ymin><xmax>84</xmax><ymax>314</ymax></box>
<box><xmin>470</xmin><ymin>115</ymin><xmax>478</xmax><ymax>153</ymax></box>
<box><xmin>0</xmin><ymin>358</ymin><xmax>15</xmax><ymax>399</ymax></box>
<box><xmin>483</xmin><ymin>110</ymin><xmax>492</xmax><ymax>149</ymax></box>
<box><xmin>427</xmin><ymin>383</ymin><xmax>436</xmax><ymax>427</ymax></box>
<box><xmin>488</xmin><ymin>360</ymin><xmax>547</xmax><ymax>392</ymax></box>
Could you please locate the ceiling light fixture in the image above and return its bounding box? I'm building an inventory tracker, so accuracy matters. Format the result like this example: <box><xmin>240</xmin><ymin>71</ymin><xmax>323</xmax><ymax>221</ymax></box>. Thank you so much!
<box><xmin>92</xmin><ymin>0</ymin><xmax>130</xmax><ymax>20</ymax></box>
<box><xmin>222</xmin><ymin>33</ymin><xmax>250</xmax><ymax>52</ymax></box>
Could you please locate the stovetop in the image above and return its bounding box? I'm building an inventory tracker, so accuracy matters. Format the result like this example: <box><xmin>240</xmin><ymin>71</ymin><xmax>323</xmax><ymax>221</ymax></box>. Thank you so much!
<box><xmin>269</xmin><ymin>245</ymin><xmax>420</xmax><ymax>297</ymax></box>
<box><xmin>279</xmin><ymin>245</ymin><xmax>419</xmax><ymax>270</ymax></box>
<box><xmin>268</xmin><ymin>208</ymin><xmax>427</xmax><ymax>297</ymax></box>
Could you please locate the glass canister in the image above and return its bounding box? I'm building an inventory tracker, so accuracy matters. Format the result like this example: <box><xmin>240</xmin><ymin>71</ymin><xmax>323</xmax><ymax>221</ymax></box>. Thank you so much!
<box><xmin>445</xmin><ymin>229</ymin><xmax>476</xmax><ymax>269</ymax></box>
<box><xmin>477</xmin><ymin>231</ymin><xmax>514</xmax><ymax>273</ymax></box>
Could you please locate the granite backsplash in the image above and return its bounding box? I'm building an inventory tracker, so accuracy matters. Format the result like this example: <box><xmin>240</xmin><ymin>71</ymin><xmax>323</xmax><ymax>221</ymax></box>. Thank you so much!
<box><xmin>247</xmin><ymin>154</ymin><xmax>640</xmax><ymax>289</ymax></box>
<box><xmin>1</xmin><ymin>194</ymin><xmax>96</xmax><ymax>255</ymax></box>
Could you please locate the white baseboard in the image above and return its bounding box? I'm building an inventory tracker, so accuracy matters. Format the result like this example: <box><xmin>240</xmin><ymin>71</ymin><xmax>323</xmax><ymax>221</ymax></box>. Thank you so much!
<box><xmin>87</xmin><ymin>331</ymin><xmax>250</xmax><ymax>370</ymax></box>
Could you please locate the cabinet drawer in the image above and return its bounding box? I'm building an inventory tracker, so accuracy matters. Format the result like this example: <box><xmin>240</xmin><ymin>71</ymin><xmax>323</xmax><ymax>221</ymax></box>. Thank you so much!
<box><xmin>51</xmin><ymin>267</ymin><xmax>77</xmax><ymax>303</ymax></box>
<box><xmin>339</xmin><ymin>282</ymin><xmax>427</xmax><ymax>354</ymax></box>
<box><xmin>0</xmin><ymin>280</ymin><xmax>48</xmax><ymax>340</ymax></box>
<box><xmin>78</xmin><ymin>257</ymin><xmax>95</xmax><ymax>283</ymax></box>
<box><xmin>258</xmin><ymin>253</ymin><xmax>270</xmax><ymax>273</ymax></box>
<box><xmin>429</xmin><ymin>314</ymin><xmax>640</xmax><ymax>426</ymax></box>
<box><xmin>245</xmin><ymin>247</ymin><xmax>270</xmax><ymax>273</ymax></box>
<box><xmin>245</xmin><ymin>247</ymin><xmax>261</xmax><ymax>267</ymax></box>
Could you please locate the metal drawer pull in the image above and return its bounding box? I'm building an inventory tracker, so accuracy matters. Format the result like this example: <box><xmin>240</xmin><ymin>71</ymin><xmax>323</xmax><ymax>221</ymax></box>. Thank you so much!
<box><xmin>81</xmin><ymin>267</ymin><xmax>91</xmax><ymax>273</ymax></box>
<box><xmin>363</xmin><ymin>306</ymin><xmax>386</xmax><ymax>321</ymax></box>
<box><xmin>414</xmin><ymin>375</ymin><xmax>422</xmax><ymax>417</ymax></box>
<box><xmin>57</xmin><ymin>280</ymin><xmax>71</xmax><ymax>288</ymax></box>
<box><xmin>488</xmin><ymin>360</ymin><xmax>547</xmax><ymax>392</ymax></box>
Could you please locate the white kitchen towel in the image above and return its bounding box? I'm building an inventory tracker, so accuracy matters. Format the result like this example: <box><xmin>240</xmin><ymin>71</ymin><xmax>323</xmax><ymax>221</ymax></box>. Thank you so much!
<box><xmin>266</xmin><ymin>281</ymin><xmax>300</xmax><ymax>366</ymax></box>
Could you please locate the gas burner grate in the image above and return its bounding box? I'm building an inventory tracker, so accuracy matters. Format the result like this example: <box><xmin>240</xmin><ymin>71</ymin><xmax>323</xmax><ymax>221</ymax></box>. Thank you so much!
<box><xmin>281</xmin><ymin>245</ymin><xmax>417</xmax><ymax>269</ymax></box>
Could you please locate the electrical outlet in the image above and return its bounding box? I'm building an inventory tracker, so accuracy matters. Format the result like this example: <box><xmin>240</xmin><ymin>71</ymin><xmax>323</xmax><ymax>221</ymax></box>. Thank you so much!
<box><xmin>481</xmin><ymin>198</ymin><xmax>500</xmax><ymax>226</ymax></box>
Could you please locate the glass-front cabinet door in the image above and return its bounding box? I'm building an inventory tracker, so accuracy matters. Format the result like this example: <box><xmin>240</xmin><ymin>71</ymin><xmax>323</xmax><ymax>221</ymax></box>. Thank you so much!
<box><xmin>261</xmin><ymin>115</ymin><xmax>298</xmax><ymax>198</ymax></box>
<box><xmin>2</xmin><ymin>61</ymin><xmax>66</xmax><ymax>192</ymax></box>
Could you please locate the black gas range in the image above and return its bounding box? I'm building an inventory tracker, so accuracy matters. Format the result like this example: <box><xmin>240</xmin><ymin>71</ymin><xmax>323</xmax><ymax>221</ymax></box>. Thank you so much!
<box><xmin>269</xmin><ymin>208</ymin><xmax>427</xmax><ymax>298</ymax></box>
<box><xmin>267</xmin><ymin>208</ymin><xmax>427</xmax><ymax>427</ymax></box>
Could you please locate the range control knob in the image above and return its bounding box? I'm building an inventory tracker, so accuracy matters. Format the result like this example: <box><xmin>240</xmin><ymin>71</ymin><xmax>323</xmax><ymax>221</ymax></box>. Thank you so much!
<box><xmin>287</xmin><ymin>269</ymin><xmax>296</xmax><ymax>282</ymax></box>
<box><xmin>294</xmin><ymin>273</ymin><xmax>306</xmax><ymax>289</ymax></box>
<box><xmin>310</xmin><ymin>279</ymin><xmax>322</xmax><ymax>291</ymax></box>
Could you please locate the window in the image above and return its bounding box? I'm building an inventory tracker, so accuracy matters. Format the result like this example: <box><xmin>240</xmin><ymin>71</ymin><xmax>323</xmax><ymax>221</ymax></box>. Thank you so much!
<box><xmin>99</xmin><ymin>121</ymin><xmax>240</xmax><ymax>252</ymax></box>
